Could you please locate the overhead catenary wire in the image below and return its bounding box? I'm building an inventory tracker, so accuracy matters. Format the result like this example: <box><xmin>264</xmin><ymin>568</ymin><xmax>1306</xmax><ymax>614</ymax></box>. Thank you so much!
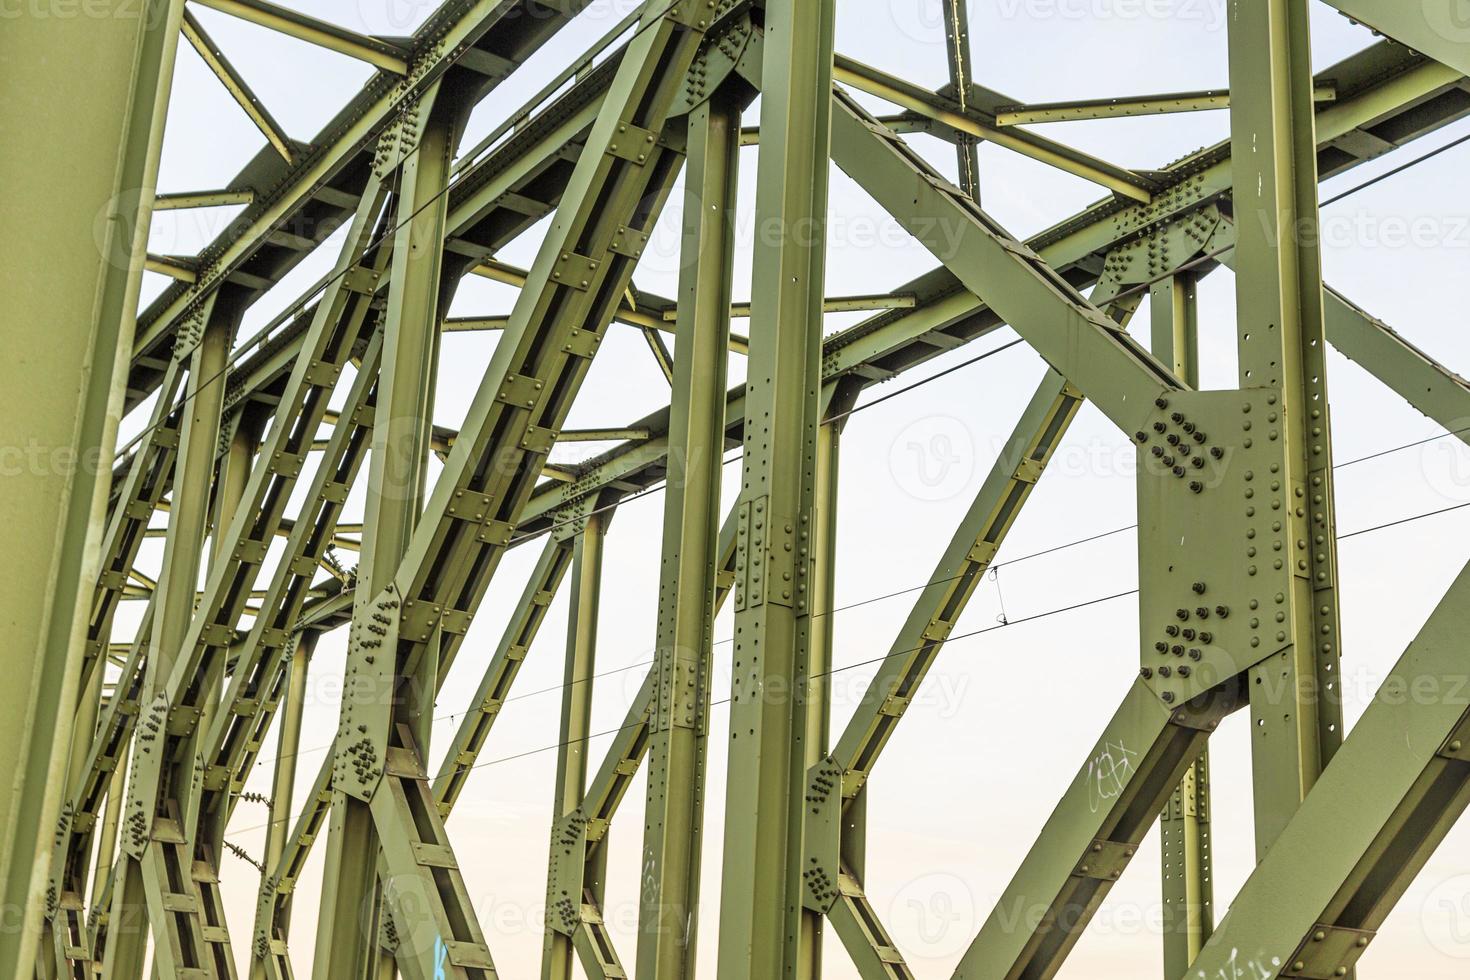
<box><xmin>230</xmin><ymin>337</ymin><xmax>1470</xmax><ymax>779</ymax></box>
<box><xmin>224</xmin><ymin>485</ymin><xmax>1470</xmax><ymax>843</ymax></box>
<box><xmin>422</xmin><ymin>494</ymin><xmax>1470</xmax><ymax>783</ymax></box>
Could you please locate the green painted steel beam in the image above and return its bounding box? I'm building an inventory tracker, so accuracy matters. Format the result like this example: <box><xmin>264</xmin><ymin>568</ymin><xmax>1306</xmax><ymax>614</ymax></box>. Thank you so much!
<box><xmin>250</xmin><ymin>631</ymin><xmax>312</xmax><ymax>980</ymax></box>
<box><xmin>637</xmin><ymin>91</ymin><xmax>741</xmax><ymax>980</ymax></box>
<box><xmin>833</xmin><ymin>55</ymin><xmax>1156</xmax><ymax>203</ymax></box>
<box><xmin>311</xmin><ymin>3</ymin><xmax>716</xmax><ymax>975</ymax></box>
<box><xmin>543</xmin><ymin>506</ymin><xmax>610</xmax><ymax>980</ymax></box>
<box><xmin>1150</xmin><ymin>273</ymin><xmax>1200</xmax><ymax>389</ymax></box>
<box><xmin>106</xmin><ymin>298</ymin><xmax>239</xmax><ymax>980</ymax></box>
<box><xmin>1227</xmin><ymin>0</ymin><xmax>1347</xmax><ymax>861</ymax></box>
<box><xmin>941</xmin><ymin>0</ymin><xmax>981</xmax><ymax>199</ymax></box>
<box><xmin>0</xmin><ymin>0</ymin><xmax>183</xmax><ymax>973</ymax></box>
<box><xmin>130</xmin><ymin>0</ymin><xmax>589</xmax><ymax>373</ymax></box>
<box><xmin>994</xmin><ymin>84</ymin><xmax>1337</xmax><ymax>126</ymax></box>
<box><xmin>430</xmin><ymin>540</ymin><xmax>573</xmax><ymax>815</ymax></box>
<box><xmin>214</xmin><ymin>37</ymin><xmax>1452</xmax><ymax>464</ymax></box>
<box><xmin>796</xmin><ymin>393</ymin><xmax>860</xmax><ymax>980</ymax></box>
<box><xmin>655</xmin><ymin>293</ymin><xmax>918</xmax><ymax>321</ymax></box>
<box><xmin>828</xmin><ymin>89</ymin><xmax>1180</xmax><ymax>432</ymax></box>
<box><xmin>1324</xmin><ymin>287</ymin><xmax>1470</xmax><ymax>445</ymax></box>
<box><xmin>951</xmin><ymin>682</ymin><xmax>1241</xmax><ymax>978</ymax></box>
<box><xmin>189</xmin><ymin>0</ymin><xmax>410</xmax><ymax>73</ymax></box>
<box><xmin>563</xmin><ymin>514</ymin><xmax>741</xmax><ymax>979</ymax></box>
<box><xmin>314</xmin><ymin>86</ymin><xmax>461</xmax><ymax>979</ymax></box>
<box><xmin>813</xmin><ymin>283</ymin><xmax>1136</xmax><ymax>980</ymax></box>
<box><xmin>1161</xmin><ymin>751</ymin><xmax>1213</xmax><ymax>975</ymax></box>
<box><xmin>1323</xmin><ymin>0</ymin><xmax>1470</xmax><ymax>78</ymax></box>
<box><xmin>716</xmin><ymin>0</ymin><xmax>836</xmax><ymax>975</ymax></box>
<box><xmin>1149</xmin><ymin>272</ymin><xmax>1214</xmax><ymax>975</ymax></box>
<box><xmin>181</xmin><ymin>8</ymin><xmax>295</xmax><ymax>163</ymax></box>
<box><xmin>144</xmin><ymin>253</ymin><xmax>200</xmax><ymax>282</ymax></box>
<box><xmin>1190</xmin><ymin>558</ymin><xmax>1470</xmax><ymax>978</ymax></box>
<box><xmin>153</xmin><ymin>188</ymin><xmax>256</xmax><ymax>210</ymax></box>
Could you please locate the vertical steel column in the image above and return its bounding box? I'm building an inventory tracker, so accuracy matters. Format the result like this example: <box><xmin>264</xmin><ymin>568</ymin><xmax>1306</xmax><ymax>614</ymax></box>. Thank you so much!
<box><xmin>314</xmin><ymin>93</ymin><xmax>453</xmax><ymax>979</ymax></box>
<box><xmin>107</xmin><ymin>300</ymin><xmax>235</xmax><ymax>980</ymax></box>
<box><xmin>92</xmin><ymin>765</ymin><xmax>128</xmax><ymax>913</ymax></box>
<box><xmin>249</xmin><ymin>631</ymin><xmax>315</xmax><ymax>980</ymax></box>
<box><xmin>942</xmin><ymin>0</ymin><xmax>981</xmax><ymax>200</ymax></box>
<box><xmin>1150</xmin><ymin>274</ymin><xmax>1199</xmax><ymax>389</ymax></box>
<box><xmin>794</xmin><ymin>389</ymin><xmax>855</xmax><ymax>980</ymax></box>
<box><xmin>198</xmin><ymin>408</ymin><xmax>262</xmax><ymax>780</ymax></box>
<box><xmin>0</xmin><ymin>1</ymin><xmax>182</xmax><ymax>971</ymax></box>
<box><xmin>318</xmin><ymin>10</ymin><xmax>705</xmax><ymax>974</ymax></box>
<box><xmin>152</xmin><ymin>308</ymin><xmax>233</xmax><ymax>669</ymax></box>
<box><xmin>635</xmin><ymin>92</ymin><xmax>740</xmax><ymax>980</ymax></box>
<box><xmin>543</xmin><ymin>508</ymin><xmax>608</xmax><ymax>980</ymax></box>
<box><xmin>1227</xmin><ymin>0</ymin><xmax>1346</xmax><ymax>858</ymax></box>
<box><xmin>1150</xmin><ymin>273</ymin><xmax>1213</xmax><ymax>974</ymax></box>
<box><xmin>212</xmin><ymin>408</ymin><xmax>265</xmax><ymax>570</ymax></box>
<box><xmin>716</xmin><ymin>0</ymin><xmax>836</xmax><ymax>976</ymax></box>
<box><xmin>47</xmin><ymin>608</ymin><xmax>112</xmax><ymax>973</ymax></box>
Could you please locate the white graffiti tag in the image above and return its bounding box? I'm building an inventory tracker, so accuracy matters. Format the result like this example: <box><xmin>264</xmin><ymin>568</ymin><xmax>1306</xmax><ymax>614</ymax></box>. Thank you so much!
<box><xmin>1084</xmin><ymin>740</ymin><xmax>1139</xmax><ymax>813</ymax></box>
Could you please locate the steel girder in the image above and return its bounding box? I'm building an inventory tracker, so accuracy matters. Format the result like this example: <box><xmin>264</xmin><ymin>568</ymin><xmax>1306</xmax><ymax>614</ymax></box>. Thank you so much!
<box><xmin>1322</xmin><ymin>0</ymin><xmax>1470</xmax><ymax>80</ymax></box>
<box><xmin>0</xmin><ymin>1</ymin><xmax>184</xmax><ymax>974</ymax></box>
<box><xmin>635</xmin><ymin>92</ymin><xmax>742</xmax><ymax>980</ymax></box>
<box><xmin>542</xmin><ymin>501</ymin><xmax>611</xmax><ymax>980</ymax></box>
<box><xmin>126</xmin><ymin>0</ymin><xmax>596</xmax><ymax>403</ymax></box>
<box><xmin>16</xmin><ymin>1</ymin><xmax>1470</xmax><ymax>978</ymax></box>
<box><xmin>192</xmin><ymin>35</ymin><xmax>1462</xmax><ymax>509</ymax></box>
<box><xmin>311</xmin><ymin>2</ymin><xmax>722</xmax><ymax>975</ymax></box>
<box><xmin>1149</xmin><ymin>271</ymin><xmax>1214</xmax><ymax>976</ymax></box>
<box><xmin>714</xmin><ymin>2</ymin><xmax>836</xmax><ymax>977</ymax></box>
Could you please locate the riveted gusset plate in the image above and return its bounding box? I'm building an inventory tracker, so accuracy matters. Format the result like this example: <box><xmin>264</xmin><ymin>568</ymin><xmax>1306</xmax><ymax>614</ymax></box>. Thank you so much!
<box><xmin>1137</xmin><ymin>387</ymin><xmax>1301</xmax><ymax>705</ymax></box>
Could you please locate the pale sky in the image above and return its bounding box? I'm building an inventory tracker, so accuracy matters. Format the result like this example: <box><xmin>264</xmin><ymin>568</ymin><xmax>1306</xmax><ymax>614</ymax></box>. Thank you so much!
<box><xmin>121</xmin><ymin>0</ymin><xmax>1470</xmax><ymax>976</ymax></box>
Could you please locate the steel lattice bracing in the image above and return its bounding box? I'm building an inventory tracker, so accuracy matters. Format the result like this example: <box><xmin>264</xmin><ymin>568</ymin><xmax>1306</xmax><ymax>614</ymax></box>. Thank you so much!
<box><xmin>5</xmin><ymin>1</ymin><xmax>1470</xmax><ymax>978</ymax></box>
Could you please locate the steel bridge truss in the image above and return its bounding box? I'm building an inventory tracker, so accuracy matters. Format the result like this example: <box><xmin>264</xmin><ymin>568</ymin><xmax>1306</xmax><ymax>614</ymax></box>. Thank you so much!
<box><xmin>5</xmin><ymin>0</ymin><xmax>1470</xmax><ymax>978</ymax></box>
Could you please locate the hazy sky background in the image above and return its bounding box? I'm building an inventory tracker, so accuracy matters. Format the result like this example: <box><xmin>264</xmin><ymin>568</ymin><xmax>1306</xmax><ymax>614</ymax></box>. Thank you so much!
<box><xmin>120</xmin><ymin>0</ymin><xmax>1470</xmax><ymax>975</ymax></box>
